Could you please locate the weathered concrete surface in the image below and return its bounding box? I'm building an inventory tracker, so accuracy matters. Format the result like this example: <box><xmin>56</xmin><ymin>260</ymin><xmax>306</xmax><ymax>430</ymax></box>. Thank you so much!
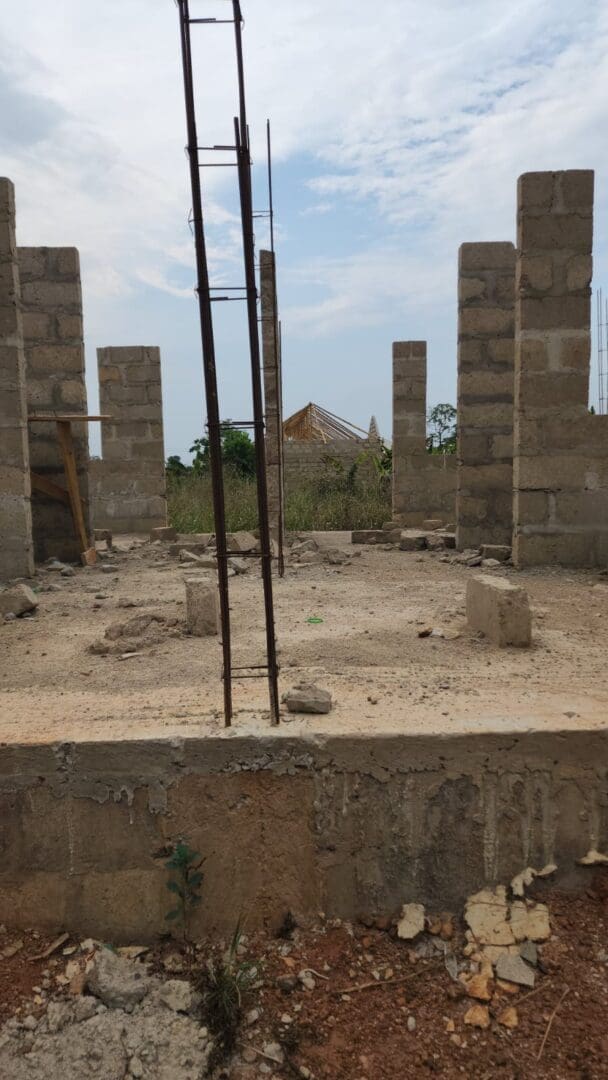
<box><xmin>93</xmin><ymin>346</ymin><xmax>166</xmax><ymax>534</ymax></box>
<box><xmin>392</xmin><ymin>341</ymin><xmax>456</xmax><ymax>525</ymax></box>
<box><xmin>260</xmin><ymin>249</ymin><xmax>285</xmax><ymax>552</ymax></box>
<box><xmin>466</xmin><ymin>574</ymin><xmax>531</xmax><ymax>646</ymax></box>
<box><xmin>0</xmin><ymin>729</ymin><xmax>605</xmax><ymax>940</ymax></box>
<box><xmin>457</xmin><ymin>242</ymin><xmax>515</xmax><ymax>551</ymax></box>
<box><xmin>19</xmin><ymin>246</ymin><xmax>90</xmax><ymax>562</ymax></box>
<box><xmin>513</xmin><ymin>170</ymin><xmax>608</xmax><ymax>566</ymax></box>
<box><xmin>0</xmin><ymin>178</ymin><xmax>34</xmax><ymax>580</ymax></box>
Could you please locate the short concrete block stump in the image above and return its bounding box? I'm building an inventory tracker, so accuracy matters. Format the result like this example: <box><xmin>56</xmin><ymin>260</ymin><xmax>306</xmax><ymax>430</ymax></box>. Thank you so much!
<box><xmin>480</xmin><ymin>544</ymin><xmax>511</xmax><ymax>563</ymax></box>
<box><xmin>399</xmin><ymin>530</ymin><xmax>427</xmax><ymax>551</ymax></box>
<box><xmin>351</xmin><ymin>530</ymin><xmax>385</xmax><ymax>545</ymax></box>
<box><xmin>150</xmin><ymin>526</ymin><xmax>177</xmax><ymax>542</ymax></box>
<box><xmin>423</xmin><ymin>519</ymin><xmax>443</xmax><ymax>531</ymax></box>
<box><xmin>184</xmin><ymin>577</ymin><xmax>219</xmax><ymax>637</ymax></box>
<box><xmin>466</xmin><ymin>575</ymin><xmax>531</xmax><ymax>647</ymax></box>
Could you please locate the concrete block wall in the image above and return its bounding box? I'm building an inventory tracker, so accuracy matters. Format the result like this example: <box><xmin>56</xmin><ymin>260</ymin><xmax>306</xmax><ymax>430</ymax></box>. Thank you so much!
<box><xmin>392</xmin><ymin>341</ymin><xmax>456</xmax><ymax>526</ymax></box>
<box><xmin>513</xmin><ymin>170</ymin><xmax>608</xmax><ymax>566</ymax></box>
<box><xmin>260</xmin><ymin>250</ymin><xmax>285</xmax><ymax>549</ymax></box>
<box><xmin>0</xmin><ymin>179</ymin><xmax>34</xmax><ymax>579</ymax></box>
<box><xmin>283</xmin><ymin>438</ymin><xmax>373</xmax><ymax>492</ymax></box>
<box><xmin>19</xmin><ymin>247</ymin><xmax>90</xmax><ymax>562</ymax></box>
<box><xmin>93</xmin><ymin>346</ymin><xmax>167</xmax><ymax>534</ymax></box>
<box><xmin>456</xmin><ymin>242</ymin><xmax>515</xmax><ymax>550</ymax></box>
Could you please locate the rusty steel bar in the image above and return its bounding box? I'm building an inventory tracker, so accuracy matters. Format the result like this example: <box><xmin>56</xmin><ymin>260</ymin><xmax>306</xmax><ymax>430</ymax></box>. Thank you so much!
<box><xmin>232</xmin><ymin>2</ymin><xmax>280</xmax><ymax>723</ymax></box>
<box><xmin>176</xmin><ymin>0</ymin><xmax>233</xmax><ymax>726</ymax></box>
<box><xmin>265</xmin><ymin>119</ymin><xmax>285</xmax><ymax>577</ymax></box>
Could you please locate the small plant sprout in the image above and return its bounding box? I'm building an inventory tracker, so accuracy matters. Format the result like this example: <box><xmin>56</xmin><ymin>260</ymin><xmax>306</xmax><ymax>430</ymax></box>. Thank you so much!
<box><xmin>164</xmin><ymin>840</ymin><xmax>204</xmax><ymax>940</ymax></box>
<box><xmin>202</xmin><ymin>921</ymin><xmax>258</xmax><ymax>1070</ymax></box>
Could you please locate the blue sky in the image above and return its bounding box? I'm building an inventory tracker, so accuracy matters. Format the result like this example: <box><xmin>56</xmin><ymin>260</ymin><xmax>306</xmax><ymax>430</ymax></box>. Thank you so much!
<box><xmin>1</xmin><ymin>0</ymin><xmax>607</xmax><ymax>458</ymax></box>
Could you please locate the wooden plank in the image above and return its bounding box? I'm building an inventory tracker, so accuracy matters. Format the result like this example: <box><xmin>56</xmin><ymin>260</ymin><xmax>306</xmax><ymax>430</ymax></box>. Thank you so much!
<box><xmin>55</xmin><ymin>420</ymin><xmax>90</xmax><ymax>556</ymax></box>
<box><xmin>30</xmin><ymin>471</ymin><xmax>71</xmax><ymax>505</ymax></box>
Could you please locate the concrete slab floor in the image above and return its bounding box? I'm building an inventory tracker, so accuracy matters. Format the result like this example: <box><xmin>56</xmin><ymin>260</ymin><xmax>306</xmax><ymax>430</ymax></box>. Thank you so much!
<box><xmin>1</xmin><ymin>531</ymin><xmax>607</xmax><ymax>744</ymax></box>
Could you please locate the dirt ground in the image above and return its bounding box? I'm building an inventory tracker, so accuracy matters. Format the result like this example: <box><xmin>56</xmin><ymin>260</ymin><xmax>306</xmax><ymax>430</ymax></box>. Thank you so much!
<box><xmin>1</xmin><ymin>531</ymin><xmax>608</xmax><ymax>742</ymax></box>
<box><xmin>0</xmin><ymin>873</ymin><xmax>607</xmax><ymax>1079</ymax></box>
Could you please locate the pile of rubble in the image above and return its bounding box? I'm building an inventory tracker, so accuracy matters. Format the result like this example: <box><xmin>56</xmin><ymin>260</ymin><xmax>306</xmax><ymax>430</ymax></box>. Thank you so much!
<box><xmin>0</xmin><ymin>944</ymin><xmax>212</xmax><ymax>1080</ymax></box>
<box><xmin>351</xmin><ymin>520</ymin><xmax>514</xmax><ymax>569</ymax></box>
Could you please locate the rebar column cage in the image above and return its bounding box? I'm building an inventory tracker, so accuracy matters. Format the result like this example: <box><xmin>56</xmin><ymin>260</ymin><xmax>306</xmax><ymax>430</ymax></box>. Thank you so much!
<box><xmin>176</xmin><ymin>0</ymin><xmax>280</xmax><ymax>725</ymax></box>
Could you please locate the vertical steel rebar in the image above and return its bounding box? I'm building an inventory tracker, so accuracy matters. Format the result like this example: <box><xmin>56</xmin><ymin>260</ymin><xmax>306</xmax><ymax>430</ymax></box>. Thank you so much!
<box><xmin>232</xmin><ymin>1</ymin><xmax>280</xmax><ymax>723</ymax></box>
<box><xmin>266</xmin><ymin>119</ymin><xmax>285</xmax><ymax>577</ymax></box>
<box><xmin>177</xmin><ymin>0</ymin><xmax>233</xmax><ymax>725</ymax></box>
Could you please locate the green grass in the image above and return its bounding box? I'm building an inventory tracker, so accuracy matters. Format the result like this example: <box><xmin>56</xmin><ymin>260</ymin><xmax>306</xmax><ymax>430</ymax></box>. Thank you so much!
<box><xmin>168</xmin><ymin>468</ymin><xmax>392</xmax><ymax>533</ymax></box>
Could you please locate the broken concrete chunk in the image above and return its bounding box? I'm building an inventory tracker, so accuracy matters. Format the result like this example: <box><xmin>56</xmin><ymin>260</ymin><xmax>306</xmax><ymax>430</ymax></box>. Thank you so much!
<box><xmin>325</xmin><ymin>548</ymin><xmax>349</xmax><ymax>565</ymax></box>
<box><xmin>466</xmin><ymin>575</ymin><xmax>531</xmax><ymax>646</ymax></box>
<box><xmin>226</xmin><ymin>531</ymin><xmax>258</xmax><ymax>553</ymax></box>
<box><xmin>86</xmin><ymin>948</ymin><xmax>152</xmax><ymax>1008</ymax></box>
<box><xmin>291</xmin><ymin>539</ymin><xmax>319</xmax><ymax>555</ymax></box>
<box><xmin>440</xmin><ymin>532</ymin><xmax>456</xmax><ymax>549</ymax></box>
<box><xmin>396</xmin><ymin>903</ymin><xmax>425</xmax><ymax>941</ymax></box>
<box><xmin>495</xmin><ymin>953</ymin><xmax>535</xmax><ymax>988</ymax></box>
<box><xmin>462</xmin><ymin>971</ymin><xmax>493</xmax><ymax>1001</ymax></box>
<box><xmin>464</xmin><ymin>886</ymin><xmax>514</xmax><ymax>947</ymax></box>
<box><xmin>0</xmin><ymin>584</ymin><xmax>39</xmax><ymax>618</ymax></box>
<box><xmin>184</xmin><ymin>577</ymin><xmax>219</xmax><ymax>637</ymax></box>
<box><xmin>524</xmin><ymin>903</ymin><xmax>551</xmax><ymax>942</ymax></box>
<box><xmin>422</xmin><ymin>519</ymin><xmax>443</xmax><ymax>531</ymax></box>
<box><xmin>399</xmin><ymin>530</ymin><xmax>427</xmax><ymax>551</ymax></box>
<box><xmin>464</xmin><ymin>1004</ymin><xmax>490</xmax><ymax>1029</ymax></box>
<box><xmin>159</xmin><ymin>979</ymin><xmax>198</xmax><ymax>1013</ymax></box>
<box><xmin>498</xmin><ymin>1006</ymin><xmax>518</xmax><ymax>1029</ymax></box>
<box><xmin>351</xmin><ymin>529</ymin><xmax>385</xmax><ymax>545</ymax></box>
<box><xmin>577</xmin><ymin>849</ymin><xmax>608</xmax><ymax>866</ymax></box>
<box><xmin>298</xmin><ymin>551</ymin><xmax>324</xmax><ymax>566</ymax></box>
<box><xmin>480</xmin><ymin>544</ymin><xmax>511</xmax><ymax>562</ymax></box>
<box><xmin>282</xmin><ymin>683</ymin><xmax>332</xmax><ymax>714</ymax></box>
<box><xmin>481</xmin><ymin>558</ymin><xmax>501</xmax><ymax>569</ymax></box>
<box><xmin>150</xmin><ymin>526</ymin><xmax>177</xmax><ymax>542</ymax></box>
<box><xmin>511</xmin><ymin>863</ymin><xmax>557</xmax><ymax>896</ymax></box>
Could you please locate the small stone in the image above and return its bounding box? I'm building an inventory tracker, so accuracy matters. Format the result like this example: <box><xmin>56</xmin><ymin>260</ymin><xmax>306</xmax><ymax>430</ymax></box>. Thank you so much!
<box><xmin>129</xmin><ymin>1058</ymin><xmax>144</xmax><ymax>1078</ymax></box>
<box><xmin>465</xmin><ymin>886</ymin><xmax>514</xmax><ymax>946</ymax></box>
<box><xmin>481</xmin><ymin>558</ymin><xmax>501</xmax><ymax>569</ymax></box>
<box><xmin>22</xmin><ymin>1016</ymin><xmax>37</xmax><ymax>1031</ymax></box>
<box><xmin>86</xmin><ymin>947</ymin><xmax>152</xmax><ymax>1008</ymax></box>
<box><xmin>101</xmin><ymin>564</ymin><xmax>117</xmax><ymax>574</ymax></box>
<box><xmin>276</xmin><ymin>975</ymin><xmax>297</xmax><ymax>993</ymax></box>
<box><xmin>498</xmin><ymin>1006</ymin><xmax>518</xmax><ymax>1029</ymax></box>
<box><xmin>60</xmin><ymin>566</ymin><xmax>76</xmax><ymax>577</ymax></box>
<box><xmin>241</xmin><ymin>1047</ymin><xmax>257</xmax><ymax>1063</ymax></box>
<box><xmin>298</xmin><ymin>970</ymin><xmax>316</xmax><ymax>991</ymax></box>
<box><xmin>406</xmin><ymin>1015</ymin><xmax>416</xmax><ymax>1032</ymax></box>
<box><xmin>464</xmin><ymin>1004</ymin><xmax>490</xmax><ymax>1029</ymax></box>
<box><xmin>160</xmin><ymin>979</ymin><xmax>197</xmax><ymax>1012</ymax></box>
<box><xmin>495</xmin><ymin>953</ymin><xmax>535</xmax><ymax>988</ymax></box>
<box><xmin>262</xmin><ymin>1041</ymin><xmax>284</xmax><ymax>1064</ymax></box>
<box><xmin>246</xmin><ymin>1007</ymin><xmax>260</xmax><ymax>1025</ymax></box>
<box><xmin>150</xmin><ymin>526</ymin><xmax>177</xmax><ymax>541</ymax></box>
<box><xmin>519</xmin><ymin>940</ymin><xmax>538</xmax><ymax>967</ymax></box>
<box><xmin>283</xmin><ymin>683</ymin><xmax>332</xmax><ymax>714</ymax></box>
<box><xmin>462</xmin><ymin>972</ymin><xmax>493</xmax><ymax>1002</ymax></box>
<box><xmin>397</xmin><ymin>903</ymin><xmax>425</xmax><ymax>941</ymax></box>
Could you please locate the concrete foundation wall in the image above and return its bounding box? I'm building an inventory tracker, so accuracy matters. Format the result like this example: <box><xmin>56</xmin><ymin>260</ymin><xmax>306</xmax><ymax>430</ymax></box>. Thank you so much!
<box><xmin>0</xmin><ymin>178</ymin><xmax>34</xmax><ymax>580</ymax></box>
<box><xmin>0</xmin><ymin>730</ymin><xmax>605</xmax><ymax>940</ymax></box>
<box><xmin>457</xmin><ymin>242</ymin><xmax>515</xmax><ymax>550</ymax></box>
<box><xmin>94</xmin><ymin>346</ymin><xmax>167</xmax><ymax>533</ymax></box>
<box><xmin>19</xmin><ymin>247</ymin><xmax>90</xmax><ymax>562</ymax></box>
<box><xmin>513</xmin><ymin>170</ymin><xmax>608</xmax><ymax>566</ymax></box>
<box><xmin>392</xmin><ymin>341</ymin><xmax>456</xmax><ymax>526</ymax></box>
<box><xmin>260</xmin><ymin>250</ymin><xmax>284</xmax><ymax>548</ymax></box>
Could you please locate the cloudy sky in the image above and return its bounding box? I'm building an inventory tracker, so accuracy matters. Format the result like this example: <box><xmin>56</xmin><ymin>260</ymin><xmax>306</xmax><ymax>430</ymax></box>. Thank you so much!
<box><xmin>1</xmin><ymin>0</ymin><xmax>606</xmax><ymax>457</ymax></box>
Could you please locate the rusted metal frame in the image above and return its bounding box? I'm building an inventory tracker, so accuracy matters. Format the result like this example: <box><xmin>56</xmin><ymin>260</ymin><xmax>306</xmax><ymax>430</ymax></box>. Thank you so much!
<box><xmin>177</xmin><ymin>0</ymin><xmax>233</xmax><ymax>726</ymax></box>
<box><xmin>232</xmin><ymin>2</ymin><xmax>280</xmax><ymax>725</ymax></box>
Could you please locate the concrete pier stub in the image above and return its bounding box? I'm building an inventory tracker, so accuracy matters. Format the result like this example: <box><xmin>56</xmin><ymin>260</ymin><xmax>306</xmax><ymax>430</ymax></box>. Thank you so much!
<box><xmin>456</xmin><ymin>242</ymin><xmax>515</xmax><ymax>550</ymax></box>
<box><xmin>0</xmin><ymin>178</ymin><xmax>34</xmax><ymax>579</ymax></box>
<box><xmin>260</xmin><ymin>249</ymin><xmax>284</xmax><ymax>551</ymax></box>
<box><xmin>392</xmin><ymin>341</ymin><xmax>456</xmax><ymax>525</ymax></box>
<box><xmin>513</xmin><ymin>170</ymin><xmax>608</xmax><ymax>566</ymax></box>
<box><xmin>94</xmin><ymin>346</ymin><xmax>167</xmax><ymax>534</ymax></box>
<box><xmin>19</xmin><ymin>247</ymin><xmax>90</xmax><ymax>562</ymax></box>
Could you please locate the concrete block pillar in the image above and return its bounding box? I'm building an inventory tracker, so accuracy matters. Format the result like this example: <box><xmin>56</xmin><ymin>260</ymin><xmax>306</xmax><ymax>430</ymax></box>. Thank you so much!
<box><xmin>19</xmin><ymin>247</ymin><xmax>90</xmax><ymax>561</ymax></box>
<box><xmin>513</xmin><ymin>170</ymin><xmax>599</xmax><ymax>566</ymax></box>
<box><xmin>260</xmin><ymin>249</ymin><xmax>284</xmax><ymax>551</ymax></box>
<box><xmin>0</xmin><ymin>179</ymin><xmax>34</xmax><ymax>579</ymax></box>
<box><xmin>392</xmin><ymin>341</ymin><xmax>426</xmax><ymax>520</ymax></box>
<box><xmin>95</xmin><ymin>346</ymin><xmax>167</xmax><ymax>534</ymax></box>
<box><xmin>456</xmin><ymin>242</ymin><xmax>515</xmax><ymax>550</ymax></box>
<box><xmin>392</xmin><ymin>340</ymin><xmax>457</xmax><ymax>524</ymax></box>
